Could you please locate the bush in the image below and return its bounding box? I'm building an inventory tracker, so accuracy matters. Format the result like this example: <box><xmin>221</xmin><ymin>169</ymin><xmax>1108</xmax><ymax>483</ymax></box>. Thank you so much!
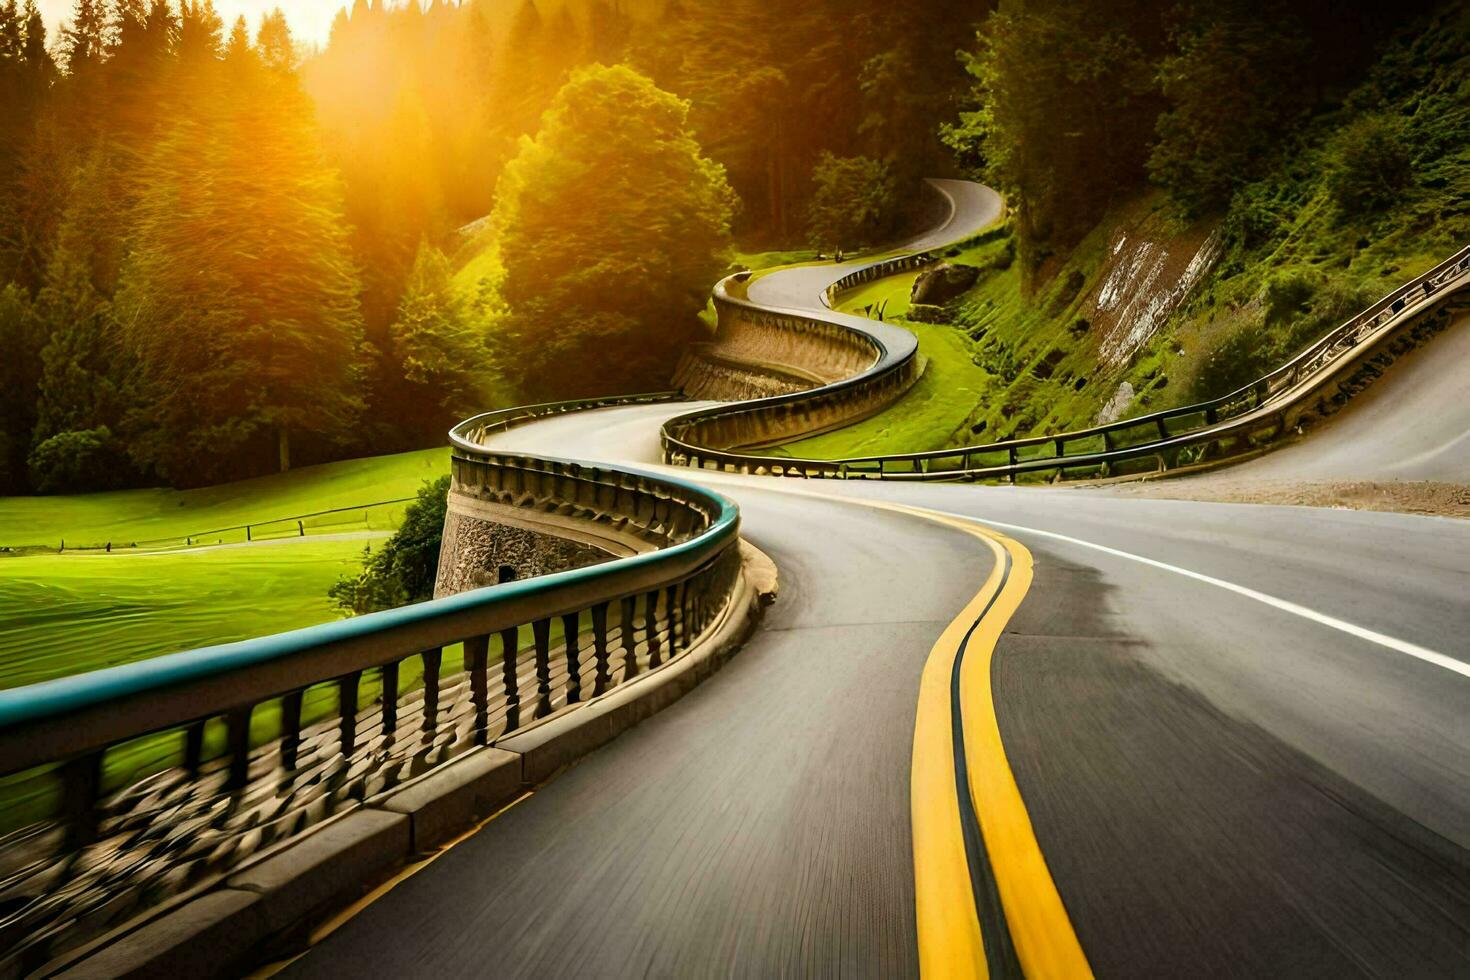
<box><xmin>329</xmin><ymin>476</ymin><xmax>450</xmax><ymax>615</ymax></box>
<box><xmin>26</xmin><ymin>427</ymin><xmax>134</xmax><ymax>494</ymax></box>
<box><xmin>1325</xmin><ymin>114</ymin><xmax>1414</xmax><ymax>216</ymax></box>
<box><xmin>1263</xmin><ymin>268</ymin><xmax>1319</xmax><ymax>326</ymax></box>
<box><xmin>1284</xmin><ymin>278</ymin><xmax>1373</xmax><ymax>352</ymax></box>
<box><xmin>1188</xmin><ymin>317</ymin><xmax>1273</xmax><ymax>402</ymax></box>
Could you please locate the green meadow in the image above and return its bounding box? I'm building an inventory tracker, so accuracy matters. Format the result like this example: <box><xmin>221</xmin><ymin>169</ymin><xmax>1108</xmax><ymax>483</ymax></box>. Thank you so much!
<box><xmin>0</xmin><ymin>450</ymin><xmax>450</xmax><ymax>689</ymax></box>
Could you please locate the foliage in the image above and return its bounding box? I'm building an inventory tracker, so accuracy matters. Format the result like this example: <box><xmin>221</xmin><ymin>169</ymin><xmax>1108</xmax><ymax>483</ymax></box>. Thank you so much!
<box><xmin>1323</xmin><ymin>114</ymin><xmax>1414</xmax><ymax>215</ymax></box>
<box><xmin>26</xmin><ymin>426</ymin><xmax>133</xmax><ymax>494</ymax></box>
<box><xmin>384</xmin><ymin>241</ymin><xmax>489</xmax><ymax>441</ymax></box>
<box><xmin>329</xmin><ymin>475</ymin><xmax>449</xmax><ymax>615</ymax></box>
<box><xmin>1262</xmin><ymin>268</ymin><xmax>1320</xmax><ymax>326</ymax></box>
<box><xmin>30</xmin><ymin>222</ymin><xmax>125</xmax><ymax>449</ymax></box>
<box><xmin>0</xmin><ymin>282</ymin><xmax>40</xmax><ymax>491</ymax></box>
<box><xmin>946</xmin><ymin>4</ymin><xmax>1161</xmax><ymax>276</ymax></box>
<box><xmin>491</xmin><ymin>64</ymin><xmax>735</xmax><ymax>399</ymax></box>
<box><xmin>113</xmin><ymin>28</ymin><xmax>367</xmax><ymax>485</ymax></box>
<box><xmin>1148</xmin><ymin>9</ymin><xmax>1312</xmax><ymax>215</ymax></box>
<box><xmin>804</xmin><ymin>153</ymin><xmax>896</xmax><ymax>251</ymax></box>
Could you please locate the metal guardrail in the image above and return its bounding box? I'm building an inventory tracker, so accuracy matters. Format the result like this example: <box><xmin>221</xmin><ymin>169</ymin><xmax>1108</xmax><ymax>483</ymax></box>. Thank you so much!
<box><xmin>0</xmin><ymin>409</ymin><xmax>743</xmax><ymax>964</ymax></box>
<box><xmin>662</xmin><ymin>237</ymin><xmax>1470</xmax><ymax>482</ymax></box>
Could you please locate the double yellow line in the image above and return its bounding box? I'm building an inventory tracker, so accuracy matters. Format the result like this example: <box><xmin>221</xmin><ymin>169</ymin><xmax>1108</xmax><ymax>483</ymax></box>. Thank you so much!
<box><xmin>904</xmin><ymin>509</ymin><xmax>1091</xmax><ymax>979</ymax></box>
<box><xmin>657</xmin><ymin>475</ymin><xmax>1093</xmax><ymax>975</ymax></box>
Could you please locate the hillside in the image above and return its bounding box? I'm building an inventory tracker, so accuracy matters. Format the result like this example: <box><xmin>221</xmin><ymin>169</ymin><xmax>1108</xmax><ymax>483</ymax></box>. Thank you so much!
<box><xmin>784</xmin><ymin>4</ymin><xmax>1469</xmax><ymax>460</ymax></box>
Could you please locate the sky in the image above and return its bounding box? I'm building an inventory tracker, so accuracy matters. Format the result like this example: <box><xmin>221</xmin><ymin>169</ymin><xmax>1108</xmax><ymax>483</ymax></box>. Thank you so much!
<box><xmin>38</xmin><ymin>0</ymin><xmax>344</xmax><ymax>50</ymax></box>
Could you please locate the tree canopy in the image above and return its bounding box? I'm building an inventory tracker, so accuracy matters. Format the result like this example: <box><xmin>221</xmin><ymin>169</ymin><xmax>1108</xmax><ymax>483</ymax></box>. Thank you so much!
<box><xmin>491</xmin><ymin>63</ymin><xmax>735</xmax><ymax>399</ymax></box>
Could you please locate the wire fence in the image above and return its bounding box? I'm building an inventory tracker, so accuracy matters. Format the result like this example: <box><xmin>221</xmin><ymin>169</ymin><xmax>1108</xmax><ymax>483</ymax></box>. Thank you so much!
<box><xmin>0</xmin><ymin>497</ymin><xmax>418</xmax><ymax>556</ymax></box>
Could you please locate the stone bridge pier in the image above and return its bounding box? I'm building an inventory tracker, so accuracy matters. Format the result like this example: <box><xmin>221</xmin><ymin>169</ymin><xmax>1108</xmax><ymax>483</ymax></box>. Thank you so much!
<box><xmin>434</xmin><ymin>449</ymin><xmax>716</xmax><ymax>598</ymax></box>
<box><xmin>435</xmin><ymin>461</ymin><xmax>643</xmax><ymax>597</ymax></box>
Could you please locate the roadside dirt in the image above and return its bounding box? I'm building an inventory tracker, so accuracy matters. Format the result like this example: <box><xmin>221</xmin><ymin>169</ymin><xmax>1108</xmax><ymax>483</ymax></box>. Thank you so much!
<box><xmin>1102</xmin><ymin>476</ymin><xmax>1470</xmax><ymax>519</ymax></box>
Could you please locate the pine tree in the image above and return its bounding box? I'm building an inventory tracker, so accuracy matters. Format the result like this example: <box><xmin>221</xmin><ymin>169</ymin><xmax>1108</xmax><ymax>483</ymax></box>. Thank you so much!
<box><xmin>27</xmin><ymin>216</ymin><xmax>134</xmax><ymax>492</ymax></box>
<box><xmin>386</xmin><ymin>241</ymin><xmax>488</xmax><ymax>437</ymax></box>
<box><xmin>0</xmin><ymin>283</ymin><xmax>41</xmax><ymax>490</ymax></box>
<box><xmin>256</xmin><ymin>8</ymin><xmax>293</xmax><ymax>72</ymax></box>
<box><xmin>118</xmin><ymin>44</ymin><xmax>366</xmax><ymax>483</ymax></box>
<box><xmin>176</xmin><ymin>0</ymin><xmax>223</xmax><ymax>65</ymax></box>
<box><xmin>62</xmin><ymin>0</ymin><xmax>107</xmax><ymax>75</ymax></box>
<box><xmin>224</xmin><ymin>14</ymin><xmax>250</xmax><ymax>61</ymax></box>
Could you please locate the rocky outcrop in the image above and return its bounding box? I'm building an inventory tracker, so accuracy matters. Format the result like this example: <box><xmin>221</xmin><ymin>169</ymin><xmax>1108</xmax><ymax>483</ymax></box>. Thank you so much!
<box><xmin>910</xmin><ymin>262</ymin><xmax>979</xmax><ymax>306</ymax></box>
<box><xmin>1088</xmin><ymin>223</ymin><xmax>1221</xmax><ymax>369</ymax></box>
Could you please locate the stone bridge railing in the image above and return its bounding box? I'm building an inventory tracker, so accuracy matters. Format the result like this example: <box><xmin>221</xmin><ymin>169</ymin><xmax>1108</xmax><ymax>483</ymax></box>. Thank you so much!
<box><xmin>665</xmin><ymin>180</ymin><xmax>986</xmax><ymax>444</ymax></box>
<box><xmin>0</xmin><ymin>408</ymin><xmax>751</xmax><ymax>974</ymax></box>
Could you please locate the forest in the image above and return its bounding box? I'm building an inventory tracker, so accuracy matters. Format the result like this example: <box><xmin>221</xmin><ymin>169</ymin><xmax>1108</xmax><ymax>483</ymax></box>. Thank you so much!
<box><xmin>0</xmin><ymin>0</ymin><xmax>1459</xmax><ymax>494</ymax></box>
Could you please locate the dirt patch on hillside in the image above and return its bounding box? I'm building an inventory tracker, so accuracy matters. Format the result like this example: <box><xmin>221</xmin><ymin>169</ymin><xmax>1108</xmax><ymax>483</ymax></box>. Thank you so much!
<box><xmin>1103</xmin><ymin>477</ymin><xmax>1470</xmax><ymax>519</ymax></box>
<box><xmin>1088</xmin><ymin>218</ymin><xmax>1221</xmax><ymax>370</ymax></box>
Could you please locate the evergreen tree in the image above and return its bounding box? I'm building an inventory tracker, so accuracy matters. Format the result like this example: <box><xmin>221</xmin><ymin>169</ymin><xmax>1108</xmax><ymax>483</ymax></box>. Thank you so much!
<box><xmin>62</xmin><ymin>0</ymin><xmax>107</xmax><ymax>75</ymax></box>
<box><xmin>805</xmin><ymin>153</ymin><xmax>897</xmax><ymax>251</ymax></box>
<box><xmin>492</xmin><ymin>64</ymin><xmax>735</xmax><ymax>398</ymax></box>
<box><xmin>257</xmin><ymin>8</ymin><xmax>293</xmax><ymax>72</ymax></box>
<box><xmin>1149</xmin><ymin>4</ymin><xmax>1314</xmax><ymax>214</ymax></box>
<box><xmin>224</xmin><ymin>15</ymin><xmax>251</xmax><ymax>60</ymax></box>
<box><xmin>176</xmin><ymin>0</ymin><xmax>223</xmax><ymax>65</ymax></box>
<box><xmin>27</xmin><ymin>218</ymin><xmax>134</xmax><ymax>492</ymax></box>
<box><xmin>385</xmin><ymin>241</ymin><xmax>488</xmax><ymax>439</ymax></box>
<box><xmin>117</xmin><ymin>32</ymin><xmax>366</xmax><ymax>483</ymax></box>
<box><xmin>946</xmin><ymin>3</ymin><xmax>1163</xmax><ymax>276</ymax></box>
<box><xmin>0</xmin><ymin>283</ymin><xmax>41</xmax><ymax>490</ymax></box>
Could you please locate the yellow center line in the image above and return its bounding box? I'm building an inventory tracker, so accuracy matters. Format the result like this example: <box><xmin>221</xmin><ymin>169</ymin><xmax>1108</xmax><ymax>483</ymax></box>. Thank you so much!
<box><xmin>910</xmin><ymin>526</ymin><xmax>1005</xmax><ymax>977</ymax></box>
<box><xmin>906</xmin><ymin>508</ymin><xmax>1091</xmax><ymax>980</ymax></box>
<box><xmin>723</xmin><ymin>479</ymin><xmax>1090</xmax><ymax>978</ymax></box>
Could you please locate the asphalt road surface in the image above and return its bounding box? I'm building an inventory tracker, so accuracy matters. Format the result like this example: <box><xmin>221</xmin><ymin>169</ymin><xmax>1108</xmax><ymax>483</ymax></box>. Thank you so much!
<box><xmin>290</xmin><ymin>190</ymin><xmax>1469</xmax><ymax>977</ymax></box>
<box><xmin>1220</xmin><ymin>310</ymin><xmax>1470</xmax><ymax>483</ymax></box>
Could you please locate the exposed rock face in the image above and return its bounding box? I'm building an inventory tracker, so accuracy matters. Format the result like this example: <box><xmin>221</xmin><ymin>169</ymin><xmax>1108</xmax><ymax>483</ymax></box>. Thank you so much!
<box><xmin>1088</xmin><ymin>224</ymin><xmax>1221</xmax><ymax>369</ymax></box>
<box><xmin>910</xmin><ymin>262</ymin><xmax>980</xmax><ymax>305</ymax></box>
<box><xmin>1095</xmin><ymin>381</ymin><xmax>1136</xmax><ymax>426</ymax></box>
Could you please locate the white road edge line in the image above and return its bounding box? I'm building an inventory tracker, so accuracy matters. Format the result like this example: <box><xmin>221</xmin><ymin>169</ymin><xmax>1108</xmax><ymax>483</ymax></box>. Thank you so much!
<box><xmin>925</xmin><ymin>508</ymin><xmax>1470</xmax><ymax>681</ymax></box>
<box><xmin>480</xmin><ymin>406</ymin><xmax>1469</xmax><ymax>681</ymax></box>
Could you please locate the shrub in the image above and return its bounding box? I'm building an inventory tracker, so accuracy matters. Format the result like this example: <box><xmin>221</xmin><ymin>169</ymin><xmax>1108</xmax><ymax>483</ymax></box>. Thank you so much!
<box><xmin>1187</xmin><ymin>315</ymin><xmax>1272</xmax><ymax>402</ymax></box>
<box><xmin>1325</xmin><ymin>114</ymin><xmax>1414</xmax><ymax>215</ymax></box>
<box><xmin>805</xmin><ymin>153</ymin><xmax>898</xmax><ymax>251</ymax></box>
<box><xmin>26</xmin><ymin>427</ymin><xmax>134</xmax><ymax>494</ymax></box>
<box><xmin>1263</xmin><ymin>268</ymin><xmax>1319</xmax><ymax>326</ymax></box>
<box><xmin>329</xmin><ymin>476</ymin><xmax>450</xmax><ymax>615</ymax></box>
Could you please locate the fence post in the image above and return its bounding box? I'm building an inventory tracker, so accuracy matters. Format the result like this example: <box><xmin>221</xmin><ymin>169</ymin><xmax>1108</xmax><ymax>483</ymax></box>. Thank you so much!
<box><xmin>621</xmin><ymin>595</ymin><xmax>639</xmax><ymax>679</ymax></box>
<box><xmin>591</xmin><ymin>603</ymin><xmax>611</xmax><ymax>697</ymax></box>
<box><xmin>421</xmin><ymin>648</ymin><xmax>442</xmax><ymax>732</ymax></box>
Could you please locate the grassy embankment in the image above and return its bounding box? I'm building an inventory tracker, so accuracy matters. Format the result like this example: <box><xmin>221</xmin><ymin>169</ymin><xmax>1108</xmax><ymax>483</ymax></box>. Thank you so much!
<box><xmin>780</xmin><ymin>12</ymin><xmax>1469</xmax><ymax>461</ymax></box>
<box><xmin>0</xmin><ymin>449</ymin><xmax>448</xmax><ymax>690</ymax></box>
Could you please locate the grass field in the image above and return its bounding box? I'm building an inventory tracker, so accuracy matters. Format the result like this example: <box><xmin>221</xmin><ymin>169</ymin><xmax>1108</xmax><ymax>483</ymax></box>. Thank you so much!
<box><xmin>0</xmin><ymin>448</ymin><xmax>451</xmax><ymax>695</ymax></box>
<box><xmin>0</xmin><ymin>448</ymin><xmax>448</xmax><ymax>549</ymax></box>
<box><xmin>777</xmin><ymin>242</ymin><xmax>999</xmax><ymax>459</ymax></box>
<box><xmin>779</xmin><ymin>319</ymin><xmax>992</xmax><ymax>459</ymax></box>
<box><xmin>0</xmin><ymin>538</ymin><xmax>382</xmax><ymax>690</ymax></box>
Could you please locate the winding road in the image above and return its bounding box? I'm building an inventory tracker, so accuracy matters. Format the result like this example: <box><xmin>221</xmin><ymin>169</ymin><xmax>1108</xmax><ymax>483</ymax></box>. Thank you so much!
<box><xmin>288</xmin><ymin>187</ymin><xmax>1470</xmax><ymax>977</ymax></box>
